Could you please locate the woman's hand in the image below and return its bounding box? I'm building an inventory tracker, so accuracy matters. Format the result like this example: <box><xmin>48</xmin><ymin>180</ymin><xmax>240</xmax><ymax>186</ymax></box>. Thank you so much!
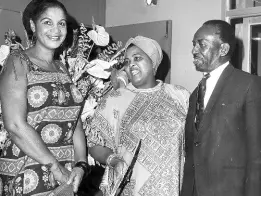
<box><xmin>48</xmin><ymin>162</ymin><xmax>71</xmax><ymax>187</ymax></box>
<box><xmin>67</xmin><ymin>167</ymin><xmax>85</xmax><ymax>193</ymax></box>
<box><xmin>110</xmin><ymin>156</ymin><xmax>128</xmax><ymax>179</ymax></box>
<box><xmin>110</xmin><ymin>68</ymin><xmax>120</xmax><ymax>90</ymax></box>
<box><xmin>110</xmin><ymin>68</ymin><xmax>128</xmax><ymax>90</ymax></box>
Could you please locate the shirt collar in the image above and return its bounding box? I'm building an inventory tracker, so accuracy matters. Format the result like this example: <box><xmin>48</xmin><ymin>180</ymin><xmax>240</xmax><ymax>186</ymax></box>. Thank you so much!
<box><xmin>204</xmin><ymin>61</ymin><xmax>229</xmax><ymax>77</ymax></box>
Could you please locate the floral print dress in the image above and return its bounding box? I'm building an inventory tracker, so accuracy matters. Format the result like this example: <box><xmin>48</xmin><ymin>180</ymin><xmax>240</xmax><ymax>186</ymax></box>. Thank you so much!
<box><xmin>0</xmin><ymin>50</ymin><xmax>84</xmax><ymax>196</ymax></box>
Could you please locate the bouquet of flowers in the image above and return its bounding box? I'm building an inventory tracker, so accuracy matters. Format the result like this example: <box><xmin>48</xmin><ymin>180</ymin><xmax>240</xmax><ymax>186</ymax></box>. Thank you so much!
<box><xmin>0</xmin><ymin>29</ymin><xmax>25</xmax><ymax>67</ymax></box>
<box><xmin>0</xmin><ymin>21</ymin><xmax>126</xmax><ymax>153</ymax></box>
<box><xmin>64</xmin><ymin>22</ymin><xmax>125</xmax><ymax>131</ymax></box>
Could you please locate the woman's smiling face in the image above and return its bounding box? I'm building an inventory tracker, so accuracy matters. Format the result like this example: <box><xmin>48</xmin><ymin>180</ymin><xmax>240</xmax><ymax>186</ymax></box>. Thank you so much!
<box><xmin>124</xmin><ymin>45</ymin><xmax>155</xmax><ymax>89</ymax></box>
<box><xmin>31</xmin><ymin>7</ymin><xmax>67</xmax><ymax>50</ymax></box>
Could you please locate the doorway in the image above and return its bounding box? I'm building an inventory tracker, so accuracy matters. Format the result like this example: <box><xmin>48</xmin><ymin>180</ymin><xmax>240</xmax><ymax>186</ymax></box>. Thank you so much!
<box><xmin>223</xmin><ymin>0</ymin><xmax>261</xmax><ymax>76</ymax></box>
<box><xmin>231</xmin><ymin>16</ymin><xmax>261</xmax><ymax>76</ymax></box>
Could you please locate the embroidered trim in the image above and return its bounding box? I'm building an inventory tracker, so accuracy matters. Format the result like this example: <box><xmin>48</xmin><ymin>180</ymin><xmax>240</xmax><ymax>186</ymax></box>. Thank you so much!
<box><xmin>0</xmin><ymin>145</ymin><xmax>74</xmax><ymax>176</ymax></box>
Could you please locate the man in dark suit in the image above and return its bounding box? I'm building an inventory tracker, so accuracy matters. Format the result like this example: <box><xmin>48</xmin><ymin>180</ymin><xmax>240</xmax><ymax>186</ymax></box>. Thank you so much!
<box><xmin>181</xmin><ymin>20</ymin><xmax>261</xmax><ymax>195</ymax></box>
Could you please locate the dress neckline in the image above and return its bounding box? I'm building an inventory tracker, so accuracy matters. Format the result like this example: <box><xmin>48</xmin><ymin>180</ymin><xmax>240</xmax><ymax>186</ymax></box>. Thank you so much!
<box><xmin>126</xmin><ymin>80</ymin><xmax>163</xmax><ymax>93</ymax></box>
<box><xmin>19</xmin><ymin>50</ymin><xmax>65</xmax><ymax>74</ymax></box>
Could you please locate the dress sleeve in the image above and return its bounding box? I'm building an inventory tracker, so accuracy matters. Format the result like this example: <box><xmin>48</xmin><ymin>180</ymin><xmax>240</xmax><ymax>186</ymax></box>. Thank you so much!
<box><xmin>164</xmin><ymin>83</ymin><xmax>191</xmax><ymax>115</ymax></box>
<box><xmin>163</xmin><ymin>83</ymin><xmax>190</xmax><ymax>191</ymax></box>
<box><xmin>86</xmin><ymin>111</ymin><xmax>106</xmax><ymax>148</ymax></box>
<box><xmin>178</xmin><ymin>85</ymin><xmax>190</xmax><ymax>114</ymax></box>
<box><xmin>0</xmin><ymin>50</ymin><xmax>29</xmax><ymax>80</ymax></box>
<box><xmin>86</xmin><ymin>89</ymin><xmax>121</xmax><ymax>152</ymax></box>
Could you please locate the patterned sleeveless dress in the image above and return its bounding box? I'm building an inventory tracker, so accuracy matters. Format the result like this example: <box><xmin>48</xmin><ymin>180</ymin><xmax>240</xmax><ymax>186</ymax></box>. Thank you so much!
<box><xmin>0</xmin><ymin>50</ymin><xmax>84</xmax><ymax>196</ymax></box>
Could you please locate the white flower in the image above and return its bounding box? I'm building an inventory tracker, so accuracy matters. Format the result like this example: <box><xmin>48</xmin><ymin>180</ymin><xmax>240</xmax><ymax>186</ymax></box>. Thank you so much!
<box><xmin>91</xmin><ymin>77</ymin><xmax>105</xmax><ymax>89</ymax></box>
<box><xmin>0</xmin><ymin>129</ymin><xmax>8</xmax><ymax>150</ymax></box>
<box><xmin>81</xmin><ymin>96</ymin><xmax>98</xmax><ymax>122</ymax></box>
<box><xmin>0</xmin><ymin>45</ymin><xmax>10</xmax><ymax>66</ymax></box>
<box><xmin>87</xmin><ymin>59</ymin><xmax>118</xmax><ymax>79</ymax></box>
<box><xmin>87</xmin><ymin>25</ymin><xmax>110</xmax><ymax>46</ymax></box>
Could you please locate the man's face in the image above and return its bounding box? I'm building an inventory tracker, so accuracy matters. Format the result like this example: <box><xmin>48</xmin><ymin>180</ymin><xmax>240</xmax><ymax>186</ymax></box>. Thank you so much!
<box><xmin>192</xmin><ymin>25</ymin><xmax>223</xmax><ymax>72</ymax></box>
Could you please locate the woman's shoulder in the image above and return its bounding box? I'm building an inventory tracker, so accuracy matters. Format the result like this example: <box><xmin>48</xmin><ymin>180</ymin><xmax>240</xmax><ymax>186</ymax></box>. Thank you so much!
<box><xmin>1</xmin><ymin>50</ymin><xmax>28</xmax><ymax>72</ymax></box>
<box><xmin>106</xmin><ymin>86</ymin><xmax>133</xmax><ymax>100</ymax></box>
<box><xmin>163</xmin><ymin>83</ymin><xmax>190</xmax><ymax>110</ymax></box>
<box><xmin>99</xmin><ymin>86</ymin><xmax>135</xmax><ymax>108</ymax></box>
<box><xmin>9</xmin><ymin>49</ymin><xmax>30</xmax><ymax>61</ymax></box>
<box><xmin>5</xmin><ymin>49</ymin><xmax>24</xmax><ymax>63</ymax></box>
<box><xmin>164</xmin><ymin>83</ymin><xmax>190</xmax><ymax>97</ymax></box>
<box><xmin>7</xmin><ymin>49</ymin><xmax>35</xmax><ymax>70</ymax></box>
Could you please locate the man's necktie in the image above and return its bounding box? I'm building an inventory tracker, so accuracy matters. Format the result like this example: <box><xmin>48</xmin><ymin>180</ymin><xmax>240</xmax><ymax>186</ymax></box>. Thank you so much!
<box><xmin>195</xmin><ymin>73</ymin><xmax>210</xmax><ymax>130</ymax></box>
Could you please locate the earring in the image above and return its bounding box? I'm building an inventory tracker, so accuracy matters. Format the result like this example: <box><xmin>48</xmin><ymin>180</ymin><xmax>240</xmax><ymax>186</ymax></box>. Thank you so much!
<box><xmin>30</xmin><ymin>32</ymin><xmax>37</xmax><ymax>47</ymax></box>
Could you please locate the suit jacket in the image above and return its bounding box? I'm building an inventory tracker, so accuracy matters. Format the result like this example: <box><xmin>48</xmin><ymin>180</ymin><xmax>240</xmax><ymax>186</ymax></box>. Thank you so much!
<box><xmin>181</xmin><ymin>65</ymin><xmax>261</xmax><ymax>196</ymax></box>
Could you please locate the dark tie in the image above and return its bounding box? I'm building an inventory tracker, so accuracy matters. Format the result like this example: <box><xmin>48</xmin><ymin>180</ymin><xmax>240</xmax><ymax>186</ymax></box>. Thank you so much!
<box><xmin>195</xmin><ymin>73</ymin><xmax>210</xmax><ymax>130</ymax></box>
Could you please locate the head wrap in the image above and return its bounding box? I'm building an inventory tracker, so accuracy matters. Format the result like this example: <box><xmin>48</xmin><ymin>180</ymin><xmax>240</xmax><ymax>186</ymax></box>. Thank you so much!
<box><xmin>125</xmin><ymin>35</ymin><xmax>163</xmax><ymax>73</ymax></box>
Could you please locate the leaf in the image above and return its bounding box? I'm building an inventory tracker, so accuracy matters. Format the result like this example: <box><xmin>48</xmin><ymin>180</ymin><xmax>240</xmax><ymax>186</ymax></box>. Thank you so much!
<box><xmin>86</xmin><ymin>59</ymin><xmax>118</xmax><ymax>79</ymax></box>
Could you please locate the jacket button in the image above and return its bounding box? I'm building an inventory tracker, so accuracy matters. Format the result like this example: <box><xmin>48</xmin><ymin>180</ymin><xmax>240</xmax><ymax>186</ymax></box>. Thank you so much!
<box><xmin>192</xmin><ymin>164</ymin><xmax>195</xmax><ymax>168</ymax></box>
<box><xmin>194</xmin><ymin>142</ymin><xmax>200</xmax><ymax>147</ymax></box>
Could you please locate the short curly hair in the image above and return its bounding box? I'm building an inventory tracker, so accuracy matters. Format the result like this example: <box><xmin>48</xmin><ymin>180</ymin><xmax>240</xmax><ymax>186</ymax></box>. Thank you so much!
<box><xmin>22</xmin><ymin>0</ymin><xmax>69</xmax><ymax>41</ymax></box>
<box><xmin>203</xmin><ymin>20</ymin><xmax>236</xmax><ymax>57</ymax></box>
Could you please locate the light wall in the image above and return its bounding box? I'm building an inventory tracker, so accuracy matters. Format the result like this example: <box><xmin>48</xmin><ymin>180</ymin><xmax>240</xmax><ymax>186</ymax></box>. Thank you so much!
<box><xmin>0</xmin><ymin>0</ymin><xmax>30</xmax><ymax>46</ymax></box>
<box><xmin>105</xmin><ymin>0</ymin><xmax>222</xmax><ymax>92</ymax></box>
<box><xmin>0</xmin><ymin>0</ymin><xmax>105</xmax><ymax>48</ymax></box>
<box><xmin>62</xmin><ymin>0</ymin><xmax>105</xmax><ymax>26</ymax></box>
<box><xmin>0</xmin><ymin>0</ymin><xmax>222</xmax><ymax>92</ymax></box>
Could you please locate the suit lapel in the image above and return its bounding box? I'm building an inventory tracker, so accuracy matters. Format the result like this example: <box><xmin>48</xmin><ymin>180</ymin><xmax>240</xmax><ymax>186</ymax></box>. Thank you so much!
<box><xmin>199</xmin><ymin>64</ymin><xmax>235</xmax><ymax>130</ymax></box>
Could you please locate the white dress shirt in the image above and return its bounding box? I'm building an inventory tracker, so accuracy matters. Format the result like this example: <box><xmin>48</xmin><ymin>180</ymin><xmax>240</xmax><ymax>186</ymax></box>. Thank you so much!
<box><xmin>204</xmin><ymin>61</ymin><xmax>229</xmax><ymax>108</ymax></box>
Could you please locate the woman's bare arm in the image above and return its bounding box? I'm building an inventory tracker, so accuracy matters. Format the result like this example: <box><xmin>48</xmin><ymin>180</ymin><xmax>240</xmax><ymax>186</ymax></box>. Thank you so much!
<box><xmin>0</xmin><ymin>55</ymin><xmax>57</xmax><ymax>165</ymax></box>
<box><xmin>89</xmin><ymin>145</ymin><xmax>114</xmax><ymax>165</ymax></box>
<box><xmin>73</xmin><ymin>119</ymin><xmax>87</xmax><ymax>162</ymax></box>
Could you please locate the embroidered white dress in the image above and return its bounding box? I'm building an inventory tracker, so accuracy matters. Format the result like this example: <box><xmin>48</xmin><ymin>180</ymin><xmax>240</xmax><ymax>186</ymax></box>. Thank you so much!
<box><xmin>87</xmin><ymin>81</ymin><xmax>190</xmax><ymax>196</ymax></box>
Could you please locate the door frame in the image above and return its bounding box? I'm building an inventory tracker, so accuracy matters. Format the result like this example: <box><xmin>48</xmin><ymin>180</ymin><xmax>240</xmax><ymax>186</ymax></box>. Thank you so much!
<box><xmin>222</xmin><ymin>0</ymin><xmax>261</xmax><ymax>73</ymax></box>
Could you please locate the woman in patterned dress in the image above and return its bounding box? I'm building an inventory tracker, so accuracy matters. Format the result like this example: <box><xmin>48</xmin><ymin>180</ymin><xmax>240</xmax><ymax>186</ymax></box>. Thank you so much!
<box><xmin>0</xmin><ymin>0</ymin><xmax>87</xmax><ymax>195</ymax></box>
<box><xmin>87</xmin><ymin>35</ymin><xmax>190</xmax><ymax>195</ymax></box>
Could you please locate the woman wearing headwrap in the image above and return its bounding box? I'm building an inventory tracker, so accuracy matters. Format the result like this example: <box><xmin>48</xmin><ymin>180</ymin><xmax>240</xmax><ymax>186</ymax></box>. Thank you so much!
<box><xmin>87</xmin><ymin>36</ymin><xmax>190</xmax><ymax>196</ymax></box>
